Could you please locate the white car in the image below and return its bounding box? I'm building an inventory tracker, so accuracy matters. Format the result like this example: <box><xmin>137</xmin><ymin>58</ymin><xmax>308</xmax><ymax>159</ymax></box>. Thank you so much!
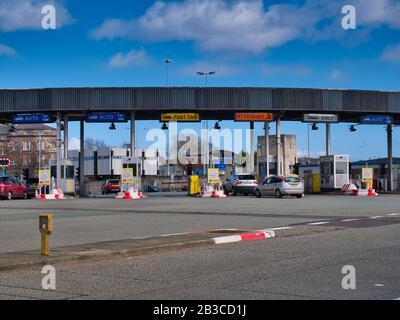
<box><xmin>223</xmin><ymin>174</ymin><xmax>258</xmax><ymax>196</ymax></box>
<box><xmin>255</xmin><ymin>176</ymin><xmax>304</xmax><ymax>199</ymax></box>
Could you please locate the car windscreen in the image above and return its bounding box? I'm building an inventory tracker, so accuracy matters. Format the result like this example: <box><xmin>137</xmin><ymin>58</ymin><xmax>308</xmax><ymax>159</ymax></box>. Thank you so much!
<box><xmin>0</xmin><ymin>177</ymin><xmax>9</xmax><ymax>183</ymax></box>
<box><xmin>285</xmin><ymin>177</ymin><xmax>300</xmax><ymax>183</ymax></box>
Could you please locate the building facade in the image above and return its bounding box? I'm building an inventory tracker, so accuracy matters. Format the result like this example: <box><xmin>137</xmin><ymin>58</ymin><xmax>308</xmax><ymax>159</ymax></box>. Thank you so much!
<box><xmin>0</xmin><ymin>124</ymin><xmax>57</xmax><ymax>177</ymax></box>
<box><xmin>257</xmin><ymin>135</ymin><xmax>297</xmax><ymax>176</ymax></box>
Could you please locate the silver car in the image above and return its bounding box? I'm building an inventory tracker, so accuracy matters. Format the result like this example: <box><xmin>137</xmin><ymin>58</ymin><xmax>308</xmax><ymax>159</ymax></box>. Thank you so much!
<box><xmin>224</xmin><ymin>174</ymin><xmax>258</xmax><ymax>196</ymax></box>
<box><xmin>255</xmin><ymin>176</ymin><xmax>304</xmax><ymax>199</ymax></box>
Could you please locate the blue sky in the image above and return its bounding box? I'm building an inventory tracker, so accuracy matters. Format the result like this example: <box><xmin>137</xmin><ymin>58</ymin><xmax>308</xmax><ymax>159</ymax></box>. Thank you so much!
<box><xmin>1</xmin><ymin>0</ymin><xmax>400</xmax><ymax>160</ymax></box>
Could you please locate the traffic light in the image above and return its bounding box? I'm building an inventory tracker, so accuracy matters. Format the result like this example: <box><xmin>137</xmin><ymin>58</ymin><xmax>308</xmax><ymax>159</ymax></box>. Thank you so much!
<box><xmin>22</xmin><ymin>168</ymin><xmax>30</xmax><ymax>181</ymax></box>
<box><xmin>76</xmin><ymin>167</ymin><xmax>81</xmax><ymax>180</ymax></box>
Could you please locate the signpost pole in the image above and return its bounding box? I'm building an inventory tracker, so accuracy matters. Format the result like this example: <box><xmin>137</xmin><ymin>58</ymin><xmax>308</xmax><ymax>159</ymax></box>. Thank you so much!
<box><xmin>387</xmin><ymin>124</ymin><xmax>393</xmax><ymax>191</ymax></box>
<box><xmin>264</xmin><ymin>121</ymin><xmax>270</xmax><ymax>179</ymax></box>
<box><xmin>79</xmin><ymin>120</ymin><xmax>86</xmax><ymax>197</ymax></box>
<box><xmin>276</xmin><ymin>116</ymin><xmax>282</xmax><ymax>176</ymax></box>
<box><xmin>56</xmin><ymin>112</ymin><xmax>62</xmax><ymax>190</ymax></box>
<box><xmin>326</xmin><ymin>123</ymin><xmax>331</xmax><ymax>156</ymax></box>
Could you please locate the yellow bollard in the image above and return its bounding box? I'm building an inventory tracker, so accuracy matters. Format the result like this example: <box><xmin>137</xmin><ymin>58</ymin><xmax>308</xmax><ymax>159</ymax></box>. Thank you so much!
<box><xmin>39</xmin><ymin>214</ymin><xmax>53</xmax><ymax>256</ymax></box>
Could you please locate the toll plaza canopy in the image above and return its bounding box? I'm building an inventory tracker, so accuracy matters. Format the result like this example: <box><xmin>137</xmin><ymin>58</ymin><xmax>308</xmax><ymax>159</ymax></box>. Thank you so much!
<box><xmin>0</xmin><ymin>87</ymin><xmax>399</xmax><ymax>123</ymax></box>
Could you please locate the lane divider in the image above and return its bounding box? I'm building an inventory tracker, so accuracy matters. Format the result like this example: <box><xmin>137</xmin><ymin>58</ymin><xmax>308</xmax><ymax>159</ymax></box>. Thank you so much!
<box><xmin>213</xmin><ymin>230</ymin><xmax>275</xmax><ymax>245</ymax></box>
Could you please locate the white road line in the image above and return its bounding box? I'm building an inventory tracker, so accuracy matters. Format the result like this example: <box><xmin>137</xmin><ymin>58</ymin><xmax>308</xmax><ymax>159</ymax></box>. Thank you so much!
<box><xmin>308</xmin><ymin>222</ymin><xmax>331</xmax><ymax>226</ymax></box>
<box><xmin>267</xmin><ymin>227</ymin><xmax>293</xmax><ymax>231</ymax></box>
<box><xmin>341</xmin><ymin>219</ymin><xmax>359</xmax><ymax>222</ymax></box>
<box><xmin>374</xmin><ymin>284</ymin><xmax>385</xmax><ymax>287</ymax></box>
<box><xmin>370</xmin><ymin>216</ymin><xmax>384</xmax><ymax>219</ymax></box>
<box><xmin>394</xmin><ymin>297</ymin><xmax>400</xmax><ymax>300</ymax></box>
<box><xmin>387</xmin><ymin>213</ymin><xmax>400</xmax><ymax>216</ymax></box>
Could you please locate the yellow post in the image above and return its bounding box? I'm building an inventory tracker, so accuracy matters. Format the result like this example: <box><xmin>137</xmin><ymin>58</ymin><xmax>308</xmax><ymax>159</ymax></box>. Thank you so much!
<box><xmin>39</xmin><ymin>214</ymin><xmax>53</xmax><ymax>256</ymax></box>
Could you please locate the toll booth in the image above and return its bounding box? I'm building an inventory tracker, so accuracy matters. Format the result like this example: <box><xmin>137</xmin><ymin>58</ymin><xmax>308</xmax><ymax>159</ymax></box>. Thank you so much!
<box><xmin>320</xmin><ymin>155</ymin><xmax>350</xmax><ymax>190</ymax></box>
<box><xmin>50</xmin><ymin>159</ymin><xmax>76</xmax><ymax>194</ymax></box>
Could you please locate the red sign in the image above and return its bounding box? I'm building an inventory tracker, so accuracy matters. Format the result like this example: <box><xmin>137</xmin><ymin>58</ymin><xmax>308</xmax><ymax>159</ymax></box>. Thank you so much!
<box><xmin>235</xmin><ymin>113</ymin><xmax>274</xmax><ymax>122</ymax></box>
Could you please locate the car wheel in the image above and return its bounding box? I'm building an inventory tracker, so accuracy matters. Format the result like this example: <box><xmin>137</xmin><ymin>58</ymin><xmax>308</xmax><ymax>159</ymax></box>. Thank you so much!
<box><xmin>275</xmin><ymin>189</ymin><xmax>283</xmax><ymax>199</ymax></box>
<box><xmin>233</xmin><ymin>188</ymin><xmax>237</xmax><ymax>196</ymax></box>
<box><xmin>255</xmin><ymin>189</ymin><xmax>262</xmax><ymax>198</ymax></box>
<box><xmin>296</xmin><ymin>194</ymin><xmax>304</xmax><ymax>199</ymax></box>
<box><xmin>7</xmin><ymin>191</ymin><xmax>12</xmax><ymax>200</ymax></box>
<box><xmin>23</xmin><ymin>192</ymin><xmax>28</xmax><ymax>200</ymax></box>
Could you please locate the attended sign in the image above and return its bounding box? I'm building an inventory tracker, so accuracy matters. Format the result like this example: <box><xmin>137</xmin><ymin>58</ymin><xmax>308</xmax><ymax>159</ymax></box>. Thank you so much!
<box><xmin>235</xmin><ymin>113</ymin><xmax>274</xmax><ymax>122</ymax></box>
<box><xmin>161</xmin><ymin>113</ymin><xmax>200</xmax><ymax>122</ymax></box>
<box><xmin>39</xmin><ymin>170</ymin><xmax>51</xmax><ymax>186</ymax></box>
<box><xmin>121</xmin><ymin>168</ymin><xmax>134</xmax><ymax>184</ymax></box>
<box><xmin>208</xmin><ymin>168</ymin><xmax>220</xmax><ymax>184</ymax></box>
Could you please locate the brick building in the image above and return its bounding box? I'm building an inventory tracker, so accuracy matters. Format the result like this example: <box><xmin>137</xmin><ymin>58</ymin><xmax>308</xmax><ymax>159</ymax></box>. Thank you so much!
<box><xmin>0</xmin><ymin>124</ymin><xmax>57</xmax><ymax>177</ymax></box>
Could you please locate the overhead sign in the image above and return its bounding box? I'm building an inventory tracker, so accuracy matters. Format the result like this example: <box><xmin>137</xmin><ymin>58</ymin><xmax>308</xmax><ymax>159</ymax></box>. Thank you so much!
<box><xmin>161</xmin><ymin>113</ymin><xmax>200</xmax><ymax>122</ymax></box>
<box><xmin>39</xmin><ymin>170</ymin><xmax>51</xmax><ymax>186</ymax></box>
<box><xmin>208</xmin><ymin>168</ymin><xmax>220</xmax><ymax>184</ymax></box>
<box><xmin>214</xmin><ymin>163</ymin><xmax>227</xmax><ymax>171</ymax></box>
<box><xmin>235</xmin><ymin>113</ymin><xmax>274</xmax><ymax>122</ymax></box>
<box><xmin>361</xmin><ymin>115</ymin><xmax>393</xmax><ymax>125</ymax></box>
<box><xmin>303</xmin><ymin>114</ymin><xmax>338</xmax><ymax>123</ymax></box>
<box><xmin>0</xmin><ymin>158</ymin><xmax>10</xmax><ymax>167</ymax></box>
<box><xmin>121</xmin><ymin>168</ymin><xmax>134</xmax><ymax>184</ymax></box>
<box><xmin>85</xmin><ymin>113</ymin><xmax>127</xmax><ymax>123</ymax></box>
<box><xmin>12</xmin><ymin>113</ymin><xmax>54</xmax><ymax>124</ymax></box>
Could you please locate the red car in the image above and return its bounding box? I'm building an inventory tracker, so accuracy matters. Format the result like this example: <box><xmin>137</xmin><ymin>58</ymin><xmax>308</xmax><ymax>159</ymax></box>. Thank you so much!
<box><xmin>102</xmin><ymin>179</ymin><xmax>121</xmax><ymax>195</ymax></box>
<box><xmin>0</xmin><ymin>176</ymin><xmax>28</xmax><ymax>200</ymax></box>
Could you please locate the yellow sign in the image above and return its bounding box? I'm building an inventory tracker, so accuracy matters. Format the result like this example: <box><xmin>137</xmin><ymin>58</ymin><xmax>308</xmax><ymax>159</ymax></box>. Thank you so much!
<box><xmin>362</xmin><ymin>168</ymin><xmax>373</xmax><ymax>182</ymax></box>
<box><xmin>39</xmin><ymin>170</ymin><xmax>51</xmax><ymax>186</ymax></box>
<box><xmin>208</xmin><ymin>168</ymin><xmax>220</xmax><ymax>184</ymax></box>
<box><xmin>121</xmin><ymin>168</ymin><xmax>134</xmax><ymax>184</ymax></box>
<box><xmin>235</xmin><ymin>113</ymin><xmax>274</xmax><ymax>122</ymax></box>
<box><xmin>161</xmin><ymin>113</ymin><xmax>200</xmax><ymax>122</ymax></box>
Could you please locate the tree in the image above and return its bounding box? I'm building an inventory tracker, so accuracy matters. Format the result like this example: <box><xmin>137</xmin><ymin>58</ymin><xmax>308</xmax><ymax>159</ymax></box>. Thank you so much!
<box><xmin>84</xmin><ymin>138</ymin><xmax>108</xmax><ymax>150</ymax></box>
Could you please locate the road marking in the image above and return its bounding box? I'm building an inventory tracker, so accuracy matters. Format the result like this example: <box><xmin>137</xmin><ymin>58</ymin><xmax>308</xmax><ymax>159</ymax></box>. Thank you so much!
<box><xmin>394</xmin><ymin>297</ymin><xmax>400</xmax><ymax>300</ymax></box>
<box><xmin>370</xmin><ymin>216</ymin><xmax>384</xmax><ymax>219</ymax></box>
<box><xmin>341</xmin><ymin>219</ymin><xmax>359</xmax><ymax>222</ymax></box>
<box><xmin>267</xmin><ymin>227</ymin><xmax>293</xmax><ymax>231</ymax></box>
<box><xmin>308</xmin><ymin>222</ymin><xmax>330</xmax><ymax>226</ymax></box>
<box><xmin>214</xmin><ymin>235</ymin><xmax>242</xmax><ymax>244</ymax></box>
<box><xmin>387</xmin><ymin>213</ymin><xmax>400</xmax><ymax>216</ymax></box>
<box><xmin>374</xmin><ymin>284</ymin><xmax>385</xmax><ymax>287</ymax></box>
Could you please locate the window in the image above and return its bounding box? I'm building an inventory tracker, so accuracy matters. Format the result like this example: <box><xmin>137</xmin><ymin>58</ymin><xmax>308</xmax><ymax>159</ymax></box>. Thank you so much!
<box><xmin>23</xmin><ymin>141</ymin><xmax>32</xmax><ymax>151</ymax></box>
<box><xmin>0</xmin><ymin>147</ymin><xmax>7</xmax><ymax>156</ymax></box>
<box><xmin>336</xmin><ymin>162</ymin><xmax>348</xmax><ymax>175</ymax></box>
<box><xmin>0</xmin><ymin>135</ymin><xmax>7</xmax><ymax>141</ymax></box>
<box><xmin>23</xmin><ymin>154</ymin><xmax>30</xmax><ymax>165</ymax></box>
<box><xmin>12</xmin><ymin>142</ymin><xmax>19</xmax><ymax>151</ymax></box>
<box><xmin>38</xmin><ymin>141</ymin><xmax>46</xmax><ymax>151</ymax></box>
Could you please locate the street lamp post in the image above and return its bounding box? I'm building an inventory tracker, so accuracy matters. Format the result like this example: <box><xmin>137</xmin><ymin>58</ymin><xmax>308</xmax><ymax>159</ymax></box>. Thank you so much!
<box><xmin>163</xmin><ymin>59</ymin><xmax>173</xmax><ymax>87</ymax></box>
<box><xmin>196</xmin><ymin>71</ymin><xmax>216</xmax><ymax>87</ymax></box>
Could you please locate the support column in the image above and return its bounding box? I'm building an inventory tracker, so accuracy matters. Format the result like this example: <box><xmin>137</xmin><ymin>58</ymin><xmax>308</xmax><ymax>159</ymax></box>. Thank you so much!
<box><xmin>276</xmin><ymin>116</ymin><xmax>282</xmax><ymax>176</ymax></box>
<box><xmin>79</xmin><ymin>120</ymin><xmax>86</xmax><ymax>197</ymax></box>
<box><xmin>326</xmin><ymin>123</ymin><xmax>331</xmax><ymax>156</ymax></box>
<box><xmin>387</xmin><ymin>124</ymin><xmax>393</xmax><ymax>191</ymax></box>
<box><xmin>56</xmin><ymin>112</ymin><xmax>62</xmax><ymax>190</ymax></box>
<box><xmin>63</xmin><ymin>114</ymin><xmax>69</xmax><ymax>160</ymax></box>
<box><xmin>130</xmin><ymin>111</ymin><xmax>139</xmax><ymax>191</ymax></box>
<box><xmin>250</xmin><ymin>122</ymin><xmax>254</xmax><ymax>174</ymax></box>
<box><xmin>265</xmin><ymin>121</ymin><xmax>270</xmax><ymax>179</ymax></box>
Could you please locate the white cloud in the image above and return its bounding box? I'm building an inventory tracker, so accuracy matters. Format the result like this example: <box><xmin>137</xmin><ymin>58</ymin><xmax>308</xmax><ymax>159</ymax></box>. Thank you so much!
<box><xmin>380</xmin><ymin>44</ymin><xmax>400</xmax><ymax>64</ymax></box>
<box><xmin>91</xmin><ymin>0</ymin><xmax>400</xmax><ymax>55</ymax></box>
<box><xmin>0</xmin><ymin>0</ymin><xmax>73</xmax><ymax>32</ymax></box>
<box><xmin>69</xmin><ymin>137</ymin><xmax>80</xmax><ymax>151</ymax></box>
<box><xmin>0</xmin><ymin>44</ymin><xmax>17</xmax><ymax>56</ymax></box>
<box><xmin>330</xmin><ymin>69</ymin><xmax>349</xmax><ymax>82</ymax></box>
<box><xmin>108</xmin><ymin>48</ymin><xmax>150</xmax><ymax>69</ymax></box>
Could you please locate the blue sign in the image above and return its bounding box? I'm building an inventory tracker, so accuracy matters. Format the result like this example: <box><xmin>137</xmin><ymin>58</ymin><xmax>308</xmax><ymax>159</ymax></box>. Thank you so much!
<box><xmin>361</xmin><ymin>115</ymin><xmax>393</xmax><ymax>125</ymax></box>
<box><xmin>194</xmin><ymin>169</ymin><xmax>205</xmax><ymax>176</ymax></box>
<box><xmin>85</xmin><ymin>113</ymin><xmax>127</xmax><ymax>123</ymax></box>
<box><xmin>12</xmin><ymin>113</ymin><xmax>54</xmax><ymax>124</ymax></box>
<box><xmin>215</xmin><ymin>163</ymin><xmax>227</xmax><ymax>171</ymax></box>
